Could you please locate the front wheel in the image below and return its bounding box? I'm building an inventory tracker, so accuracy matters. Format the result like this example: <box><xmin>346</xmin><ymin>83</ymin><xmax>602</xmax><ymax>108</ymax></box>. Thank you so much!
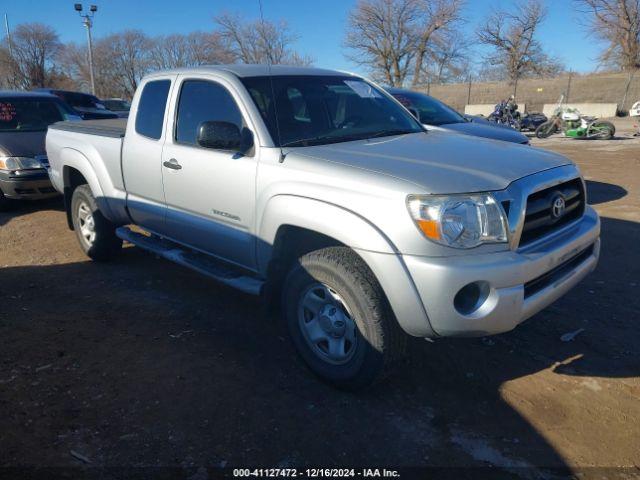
<box><xmin>282</xmin><ymin>247</ymin><xmax>406</xmax><ymax>390</ymax></box>
<box><xmin>587</xmin><ymin>121</ymin><xmax>615</xmax><ymax>140</ymax></box>
<box><xmin>71</xmin><ymin>184</ymin><xmax>122</xmax><ymax>261</ymax></box>
<box><xmin>535</xmin><ymin>121</ymin><xmax>557</xmax><ymax>138</ymax></box>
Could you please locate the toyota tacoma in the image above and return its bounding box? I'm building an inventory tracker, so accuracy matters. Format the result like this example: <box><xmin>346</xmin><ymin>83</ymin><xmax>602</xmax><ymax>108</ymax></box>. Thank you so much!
<box><xmin>46</xmin><ymin>65</ymin><xmax>600</xmax><ymax>389</ymax></box>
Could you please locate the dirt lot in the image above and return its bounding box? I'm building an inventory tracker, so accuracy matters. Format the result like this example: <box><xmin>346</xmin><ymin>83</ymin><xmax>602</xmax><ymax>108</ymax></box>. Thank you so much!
<box><xmin>1</xmin><ymin>120</ymin><xmax>639</xmax><ymax>479</ymax></box>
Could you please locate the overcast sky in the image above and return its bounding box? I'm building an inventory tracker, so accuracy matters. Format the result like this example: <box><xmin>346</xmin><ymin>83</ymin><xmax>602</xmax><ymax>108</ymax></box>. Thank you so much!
<box><xmin>4</xmin><ymin>0</ymin><xmax>605</xmax><ymax>77</ymax></box>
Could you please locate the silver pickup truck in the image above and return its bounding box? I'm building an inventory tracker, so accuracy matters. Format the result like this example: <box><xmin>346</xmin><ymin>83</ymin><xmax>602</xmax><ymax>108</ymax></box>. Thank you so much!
<box><xmin>46</xmin><ymin>65</ymin><xmax>600</xmax><ymax>389</ymax></box>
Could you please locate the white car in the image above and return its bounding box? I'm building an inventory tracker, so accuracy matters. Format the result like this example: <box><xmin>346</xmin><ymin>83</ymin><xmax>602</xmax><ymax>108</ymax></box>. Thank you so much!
<box><xmin>630</xmin><ymin>101</ymin><xmax>640</xmax><ymax>117</ymax></box>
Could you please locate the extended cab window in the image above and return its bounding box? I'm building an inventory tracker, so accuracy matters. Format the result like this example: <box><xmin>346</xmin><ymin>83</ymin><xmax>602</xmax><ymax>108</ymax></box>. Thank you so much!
<box><xmin>175</xmin><ymin>80</ymin><xmax>243</xmax><ymax>146</ymax></box>
<box><xmin>135</xmin><ymin>80</ymin><xmax>171</xmax><ymax>140</ymax></box>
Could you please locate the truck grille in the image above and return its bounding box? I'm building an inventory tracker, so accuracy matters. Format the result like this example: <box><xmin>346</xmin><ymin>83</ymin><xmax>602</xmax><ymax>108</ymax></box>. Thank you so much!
<box><xmin>519</xmin><ymin>178</ymin><xmax>585</xmax><ymax>247</ymax></box>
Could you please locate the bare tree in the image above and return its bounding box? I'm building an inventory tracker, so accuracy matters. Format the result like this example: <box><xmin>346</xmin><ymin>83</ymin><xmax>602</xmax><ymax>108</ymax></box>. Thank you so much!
<box><xmin>419</xmin><ymin>31</ymin><xmax>470</xmax><ymax>86</ymax></box>
<box><xmin>0</xmin><ymin>45</ymin><xmax>20</xmax><ymax>88</ymax></box>
<box><xmin>101</xmin><ymin>30</ymin><xmax>151</xmax><ymax>98</ymax></box>
<box><xmin>57</xmin><ymin>43</ymin><xmax>91</xmax><ymax>91</ymax></box>
<box><xmin>215</xmin><ymin>13</ymin><xmax>312</xmax><ymax>66</ymax></box>
<box><xmin>2</xmin><ymin>23</ymin><xmax>61</xmax><ymax>88</ymax></box>
<box><xmin>149</xmin><ymin>32</ymin><xmax>233</xmax><ymax>71</ymax></box>
<box><xmin>344</xmin><ymin>0</ymin><xmax>418</xmax><ymax>86</ymax></box>
<box><xmin>59</xmin><ymin>31</ymin><xmax>150</xmax><ymax>98</ymax></box>
<box><xmin>411</xmin><ymin>0</ymin><xmax>464</xmax><ymax>87</ymax></box>
<box><xmin>184</xmin><ymin>32</ymin><xmax>234</xmax><ymax>66</ymax></box>
<box><xmin>576</xmin><ymin>0</ymin><xmax>640</xmax><ymax>70</ymax></box>
<box><xmin>476</xmin><ymin>0</ymin><xmax>563</xmax><ymax>96</ymax></box>
<box><xmin>345</xmin><ymin>0</ymin><xmax>465</xmax><ymax>86</ymax></box>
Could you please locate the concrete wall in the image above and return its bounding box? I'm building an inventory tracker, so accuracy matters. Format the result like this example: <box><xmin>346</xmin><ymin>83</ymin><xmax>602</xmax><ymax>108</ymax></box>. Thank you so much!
<box><xmin>422</xmin><ymin>71</ymin><xmax>640</xmax><ymax>114</ymax></box>
<box><xmin>541</xmin><ymin>103</ymin><xmax>618</xmax><ymax>118</ymax></box>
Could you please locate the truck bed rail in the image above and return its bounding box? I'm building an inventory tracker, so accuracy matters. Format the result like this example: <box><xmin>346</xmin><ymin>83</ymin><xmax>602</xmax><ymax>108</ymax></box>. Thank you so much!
<box><xmin>49</xmin><ymin>119</ymin><xmax>127</xmax><ymax>138</ymax></box>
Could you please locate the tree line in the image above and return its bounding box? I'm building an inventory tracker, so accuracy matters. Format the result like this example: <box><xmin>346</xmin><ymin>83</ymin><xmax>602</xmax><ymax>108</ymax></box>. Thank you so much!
<box><xmin>0</xmin><ymin>13</ymin><xmax>311</xmax><ymax>99</ymax></box>
<box><xmin>1</xmin><ymin>0</ymin><xmax>638</xmax><ymax>99</ymax></box>
<box><xmin>346</xmin><ymin>0</ymin><xmax>639</xmax><ymax>91</ymax></box>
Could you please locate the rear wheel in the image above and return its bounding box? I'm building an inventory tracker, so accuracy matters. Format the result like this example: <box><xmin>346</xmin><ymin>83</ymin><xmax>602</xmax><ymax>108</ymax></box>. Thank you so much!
<box><xmin>282</xmin><ymin>247</ymin><xmax>406</xmax><ymax>390</ymax></box>
<box><xmin>71</xmin><ymin>184</ymin><xmax>122</xmax><ymax>261</ymax></box>
<box><xmin>587</xmin><ymin>120</ymin><xmax>615</xmax><ymax>140</ymax></box>
<box><xmin>535</xmin><ymin>121</ymin><xmax>557</xmax><ymax>138</ymax></box>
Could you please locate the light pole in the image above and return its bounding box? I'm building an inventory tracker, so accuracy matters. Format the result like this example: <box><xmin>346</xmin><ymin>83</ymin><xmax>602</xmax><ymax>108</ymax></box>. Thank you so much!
<box><xmin>74</xmin><ymin>4</ymin><xmax>98</xmax><ymax>95</ymax></box>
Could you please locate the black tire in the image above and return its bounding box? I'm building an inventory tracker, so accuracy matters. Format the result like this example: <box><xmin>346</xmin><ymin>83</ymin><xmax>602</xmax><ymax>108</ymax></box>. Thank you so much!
<box><xmin>535</xmin><ymin>121</ymin><xmax>557</xmax><ymax>138</ymax></box>
<box><xmin>282</xmin><ymin>246</ymin><xmax>406</xmax><ymax>390</ymax></box>
<box><xmin>70</xmin><ymin>184</ymin><xmax>122</xmax><ymax>261</ymax></box>
<box><xmin>587</xmin><ymin>120</ymin><xmax>615</xmax><ymax>140</ymax></box>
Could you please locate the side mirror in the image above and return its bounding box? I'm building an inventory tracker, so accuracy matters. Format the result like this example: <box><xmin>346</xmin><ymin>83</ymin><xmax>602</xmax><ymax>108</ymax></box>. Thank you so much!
<box><xmin>407</xmin><ymin>108</ymin><xmax>420</xmax><ymax>122</ymax></box>
<box><xmin>197</xmin><ymin>121</ymin><xmax>252</xmax><ymax>152</ymax></box>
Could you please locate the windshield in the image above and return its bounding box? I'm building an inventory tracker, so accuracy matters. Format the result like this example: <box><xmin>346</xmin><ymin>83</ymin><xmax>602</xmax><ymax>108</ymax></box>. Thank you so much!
<box><xmin>392</xmin><ymin>92</ymin><xmax>465</xmax><ymax>126</ymax></box>
<box><xmin>241</xmin><ymin>75</ymin><xmax>423</xmax><ymax>147</ymax></box>
<box><xmin>0</xmin><ymin>98</ymin><xmax>77</xmax><ymax>132</ymax></box>
<box><xmin>104</xmin><ymin>99</ymin><xmax>131</xmax><ymax>111</ymax></box>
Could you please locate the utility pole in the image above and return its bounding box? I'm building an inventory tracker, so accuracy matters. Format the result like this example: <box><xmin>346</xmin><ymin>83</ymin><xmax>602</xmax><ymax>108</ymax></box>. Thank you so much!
<box><xmin>4</xmin><ymin>14</ymin><xmax>12</xmax><ymax>57</ymax></box>
<box><xmin>74</xmin><ymin>4</ymin><xmax>98</xmax><ymax>95</ymax></box>
<box><xmin>4</xmin><ymin>13</ymin><xmax>18</xmax><ymax>87</ymax></box>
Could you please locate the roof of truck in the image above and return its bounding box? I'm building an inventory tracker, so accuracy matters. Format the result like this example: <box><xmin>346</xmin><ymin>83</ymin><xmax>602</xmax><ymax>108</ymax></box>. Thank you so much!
<box><xmin>147</xmin><ymin>64</ymin><xmax>358</xmax><ymax>79</ymax></box>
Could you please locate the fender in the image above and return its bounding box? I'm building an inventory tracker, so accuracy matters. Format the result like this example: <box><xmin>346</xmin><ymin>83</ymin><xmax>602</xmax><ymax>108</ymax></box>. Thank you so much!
<box><xmin>257</xmin><ymin>195</ymin><xmax>436</xmax><ymax>337</ymax></box>
<box><xmin>60</xmin><ymin>147</ymin><xmax>126</xmax><ymax>224</ymax></box>
<box><xmin>258</xmin><ymin>195</ymin><xmax>396</xmax><ymax>269</ymax></box>
<box><xmin>61</xmin><ymin>147</ymin><xmax>105</xmax><ymax>200</ymax></box>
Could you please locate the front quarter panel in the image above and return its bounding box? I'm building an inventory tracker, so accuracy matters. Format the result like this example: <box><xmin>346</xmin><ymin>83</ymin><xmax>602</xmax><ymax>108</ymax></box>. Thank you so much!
<box><xmin>257</xmin><ymin>194</ymin><xmax>436</xmax><ymax>337</ymax></box>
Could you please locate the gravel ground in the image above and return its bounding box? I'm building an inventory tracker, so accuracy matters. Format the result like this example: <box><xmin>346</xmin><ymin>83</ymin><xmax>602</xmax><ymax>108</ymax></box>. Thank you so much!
<box><xmin>1</xmin><ymin>120</ymin><xmax>639</xmax><ymax>479</ymax></box>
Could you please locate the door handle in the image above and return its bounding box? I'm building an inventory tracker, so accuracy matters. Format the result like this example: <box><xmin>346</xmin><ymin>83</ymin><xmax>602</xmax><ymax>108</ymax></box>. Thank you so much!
<box><xmin>163</xmin><ymin>159</ymin><xmax>182</xmax><ymax>170</ymax></box>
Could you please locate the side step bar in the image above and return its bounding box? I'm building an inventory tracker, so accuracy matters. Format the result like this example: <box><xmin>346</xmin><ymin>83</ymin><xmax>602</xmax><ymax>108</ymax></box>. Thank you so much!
<box><xmin>116</xmin><ymin>227</ymin><xmax>264</xmax><ymax>296</ymax></box>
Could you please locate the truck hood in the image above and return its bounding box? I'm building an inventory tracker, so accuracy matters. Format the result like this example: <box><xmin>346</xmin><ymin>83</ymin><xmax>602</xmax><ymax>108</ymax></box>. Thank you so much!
<box><xmin>436</xmin><ymin>121</ymin><xmax>529</xmax><ymax>144</ymax></box>
<box><xmin>293</xmin><ymin>131</ymin><xmax>572</xmax><ymax>194</ymax></box>
<box><xmin>0</xmin><ymin>131</ymin><xmax>46</xmax><ymax>158</ymax></box>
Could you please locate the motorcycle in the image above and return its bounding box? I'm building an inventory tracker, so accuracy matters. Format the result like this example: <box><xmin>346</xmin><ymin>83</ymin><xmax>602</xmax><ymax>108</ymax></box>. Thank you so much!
<box><xmin>488</xmin><ymin>98</ymin><xmax>521</xmax><ymax>130</ymax></box>
<box><xmin>535</xmin><ymin>95</ymin><xmax>615</xmax><ymax>140</ymax></box>
<box><xmin>518</xmin><ymin>112</ymin><xmax>548</xmax><ymax>131</ymax></box>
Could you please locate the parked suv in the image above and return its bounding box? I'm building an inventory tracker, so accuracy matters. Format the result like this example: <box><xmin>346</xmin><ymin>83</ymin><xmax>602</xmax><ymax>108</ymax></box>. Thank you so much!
<box><xmin>33</xmin><ymin>89</ymin><xmax>118</xmax><ymax>120</ymax></box>
<box><xmin>102</xmin><ymin>98</ymin><xmax>131</xmax><ymax>118</ymax></box>
<box><xmin>0</xmin><ymin>91</ymin><xmax>81</xmax><ymax>210</ymax></box>
<box><xmin>46</xmin><ymin>66</ymin><xmax>600</xmax><ymax>388</ymax></box>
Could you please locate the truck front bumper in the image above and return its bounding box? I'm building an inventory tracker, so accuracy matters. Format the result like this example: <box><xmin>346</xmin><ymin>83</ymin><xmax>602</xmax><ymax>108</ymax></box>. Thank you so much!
<box><xmin>0</xmin><ymin>169</ymin><xmax>59</xmax><ymax>200</ymax></box>
<box><xmin>403</xmin><ymin>205</ymin><xmax>600</xmax><ymax>337</ymax></box>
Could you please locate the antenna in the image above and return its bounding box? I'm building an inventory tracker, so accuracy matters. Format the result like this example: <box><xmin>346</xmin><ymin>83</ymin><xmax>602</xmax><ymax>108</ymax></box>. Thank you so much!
<box><xmin>257</xmin><ymin>0</ymin><xmax>285</xmax><ymax>162</ymax></box>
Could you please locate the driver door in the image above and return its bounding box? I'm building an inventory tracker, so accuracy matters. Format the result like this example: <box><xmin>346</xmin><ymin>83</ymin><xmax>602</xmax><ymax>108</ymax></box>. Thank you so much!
<box><xmin>160</xmin><ymin>76</ymin><xmax>258</xmax><ymax>270</ymax></box>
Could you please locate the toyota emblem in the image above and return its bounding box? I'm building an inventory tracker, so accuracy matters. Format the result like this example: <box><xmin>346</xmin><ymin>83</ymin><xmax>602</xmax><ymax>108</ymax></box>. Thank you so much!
<box><xmin>551</xmin><ymin>195</ymin><xmax>566</xmax><ymax>219</ymax></box>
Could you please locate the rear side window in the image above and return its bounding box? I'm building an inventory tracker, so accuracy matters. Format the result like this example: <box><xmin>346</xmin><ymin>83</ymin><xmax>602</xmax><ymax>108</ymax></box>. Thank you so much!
<box><xmin>135</xmin><ymin>80</ymin><xmax>171</xmax><ymax>140</ymax></box>
<box><xmin>175</xmin><ymin>80</ymin><xmax>243</xmax><ymax>146</ymax></box>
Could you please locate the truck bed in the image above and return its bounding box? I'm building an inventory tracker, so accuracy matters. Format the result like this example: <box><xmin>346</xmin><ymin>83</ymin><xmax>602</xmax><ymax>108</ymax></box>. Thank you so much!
<box><xmin>49</xmin><ymin>119</ymin><xmax>127</xmax><ymax>138</ymax></box>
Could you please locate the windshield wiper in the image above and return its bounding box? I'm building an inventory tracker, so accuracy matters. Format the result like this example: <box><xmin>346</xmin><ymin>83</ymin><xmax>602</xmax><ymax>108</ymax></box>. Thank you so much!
<box><xmin>281</xmin><ymin>136</ymin><xmax>328</xmax><ymax>148</ymax></box>
<box><xmin>367</xmin><ymin>129</ymin><xmax>419</xmax><ymax>139</ymax></box>
<box><xmin>281</xmin><ymin>129</ymin><xmax>418</xmax><ymax>148</ymax></box>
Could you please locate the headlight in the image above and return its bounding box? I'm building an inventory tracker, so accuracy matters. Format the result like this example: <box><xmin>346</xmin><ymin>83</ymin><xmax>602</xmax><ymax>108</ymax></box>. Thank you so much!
<box><xmin>407</xmin><ymin>193</ymin><xmax>508</xmax><ymax>248</ymax></box>
<box><xmin>0</xmin><ymin>156</ymin><xmax>43</xmax><ymax>171</ymax></box>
